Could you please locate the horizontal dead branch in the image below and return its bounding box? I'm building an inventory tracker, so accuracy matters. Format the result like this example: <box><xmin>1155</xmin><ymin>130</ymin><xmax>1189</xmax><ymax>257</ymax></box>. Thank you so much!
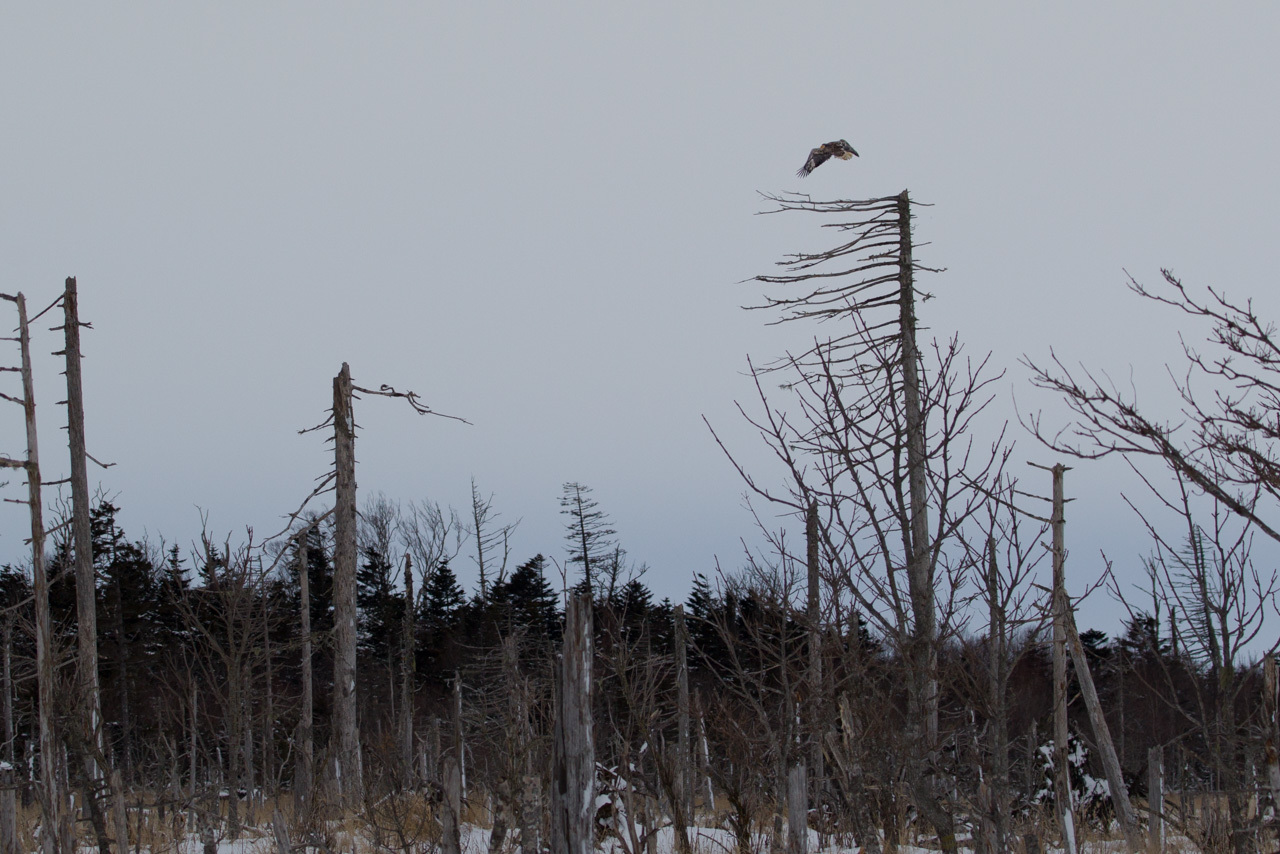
<box><xmin>352</xmin><ymin>383</ymin><xmax>471</xmax><ymax>424</ymax></box>
<box><xmin>86</xmin><ymin>452</ymin><xmax>115</xmax><ymax>469</ymax></box>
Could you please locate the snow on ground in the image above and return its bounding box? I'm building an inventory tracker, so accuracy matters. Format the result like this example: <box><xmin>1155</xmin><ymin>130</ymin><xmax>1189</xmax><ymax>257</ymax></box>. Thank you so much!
<box><xmin>138</xmin><ymin>823</ymin><xmax>1205</xmax><ymax>854</ymax></box>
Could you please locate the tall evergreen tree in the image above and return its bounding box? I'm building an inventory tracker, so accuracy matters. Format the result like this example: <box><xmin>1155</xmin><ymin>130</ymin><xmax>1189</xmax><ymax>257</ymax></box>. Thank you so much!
<box><xmin>417</xmin><ymin>558</ymin><xmax>467</xmax><ymax>680</ymax></box>
<box><xmin>421</xmin><ymin>559</ymin><xmax>465</xmax><ymax>628</ymax></box>
<box><xmin>685</xmin><ymin>571</ymin><xmax>727</xmax><ymax>668</ymax></box>
<box><xmin>357</xmin><ymin>545</ymin><xmax>402</xmax><ymax>661</ymax></box>
<box><xmin>489</xmin><ymin>554</ymin><xmax>560</xmax><ymax>641</ymax></box>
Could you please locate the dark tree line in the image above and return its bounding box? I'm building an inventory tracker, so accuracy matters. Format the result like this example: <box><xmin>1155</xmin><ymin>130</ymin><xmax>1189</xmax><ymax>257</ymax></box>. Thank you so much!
<box><xmin>0</xmin><ymin>484</ymin><xmax>1272</xmax><ymax>852</ymax></box>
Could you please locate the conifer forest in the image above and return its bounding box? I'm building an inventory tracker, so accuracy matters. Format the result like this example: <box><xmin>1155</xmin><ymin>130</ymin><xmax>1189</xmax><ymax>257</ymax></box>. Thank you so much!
<box><xmin>3</xmin><ymin>184</ymin><xmax>1280</xmax><ymax>854</ymax></box>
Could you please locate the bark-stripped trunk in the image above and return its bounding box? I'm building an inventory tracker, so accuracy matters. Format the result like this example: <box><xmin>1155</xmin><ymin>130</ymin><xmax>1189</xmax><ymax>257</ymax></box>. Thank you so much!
<box><xmin>6</xmin><ymin>293</ymin><xmax>72</xmax><ymax>853</ymax></box>
<box><xmin>262</xmin><ymin>592</ymin><xmax>274</xmax><ymax>793</ymax></box>
<box><xmin>551</xmin><ymin>593</ymin><xmax>594</xmax><ymax>854</ymax></box>
<box><xmin>0</xmin><ymin>614</ymin><xmax>15</xmax><ymax>854</ymax></box>
<box><xmin>400</xmin><ymin>554</ymin><xmax>415</xmax><ymax>787</ymax></box>
<box><xmin>110</xmin><ymin>577</ymin><xmax>131</xmax><ymax>781</ymax></box>
<box><xmin>62</xmin><ymin>277</ymin><xmax>116</xmax><ymax>850</ymax></box>
<box><xmin>331</xmin><ymin>363</ymin><xmax>361</xmax><ymax>799</ymax></box>
<box><xmin>805</xmin><ymin>500</ymin><xmax>824</xmax><ymax>798</ymax></box>
<box><xmin>1148</xmin><ymin>746</ymin><xmax>1164</xmax><ymax>854</ymax></box>
<box><xmin>674</xmin><ymin>605</ymin><xmax>692</xmax><ymax>829</ymax></box>
<box><xmin>1050</xmin><ymin>464</ymin><xmax>1077</xmax><ymax>854</ymax></box>
<box><xmin>188</xmin><ymin>681</ymin><xmax>198</xmax><ymax>802</ymax></box>
<box><xmin>895</xmin><ymin>192</ymin><xmax>956</xmax><ymax>853</ymax></box>
<box><xmin>985</xmin><ymin>538</ymin><xmax>1009</xmax><ymax>854</ymax></box>
<box><xmin>787</xmin><ymin>763</ymin><xmax>807</xmax><ymax>854</ymax></box>
<box><xmin>1063</xmin><ymin>603</ymin><xmax>1141</xmax><ymax>850</ymax></box>
<box><xmin>440</xmin><ymin>756</ymin><xmax>462</xmax><ymax>854</ymax></box>
<box><xmin>295</xmin><ymin>532</ymin><xmax>313</xmax><ymax>812</ymax></box>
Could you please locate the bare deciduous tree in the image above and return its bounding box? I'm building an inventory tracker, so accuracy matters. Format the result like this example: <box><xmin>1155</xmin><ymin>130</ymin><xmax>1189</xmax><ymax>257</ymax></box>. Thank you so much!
<box><xmin>711</xmin><ymin>191</ymin><xmax>1007</xmax><ymax>852</ymax></box>
<box><xmin>1024</xmin><ymin>269</ymin><xmax>1280</xmax><ymax>543</ymax></box>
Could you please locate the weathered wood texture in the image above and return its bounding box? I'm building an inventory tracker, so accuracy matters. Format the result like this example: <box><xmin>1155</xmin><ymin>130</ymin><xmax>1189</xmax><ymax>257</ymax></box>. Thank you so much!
<box><xmin>1148</xmin><ymin>746</ymin><xmax>1163</xmax><ymax>854</ymax></box>
<box><xmin>8</xmin><ymin>293</ymin><xmax>72</xmax><ymax>853</ymax></box>
<box><xmin>805</xmin><ymin>500</ymin><xmax>824</xmax><ymax>790</ymax></box>
<box><xmin>1050</xmin><ymin>463</ymin><xmax>1077</xmax><ymax>854</ymax></box>
<box><xmin>63</xmin><ymin>278</ymin><xmax>111</xmax><ymax>830</ymax></box>
<box><xmin>787</xmin><ymin>763</ymin><xmax>808</xmax><ymax>854</ymax></box>
<box><xmin>401</xmin><ymin>554</ymin><xmax>415</xmax><ymax>786</ymax></box>
<box><xmin>0</xmin><ymin>613</ymin><xmax>13</xmax><ymax>854</ymax></box>
<box><xmin>441</xmin><ymin>756</ymin><xmax>462</xmax><ymax>854</ymax></box>
<box><xmin>674</xmin><ymin>604</ymin><xmax>691</xmax><ymax>820</ymax></box>
<box><xmin>897</xmin><ymin>190</ymin><xmax>936</xmax><ymax>748</ymax></box>
<box><xmin>1265</xmin><ymin>656</ymin><xmax>1280</xmax><ymax>821</ymax></box>
<box><xmin>986</xmin><ymin>537</ymin><xmax>1010</xmax><ymax>853</ymax></box>
<box><xmin>1063</xmin><ymin>603</ymin><xmax>1141</xmax><ymax>851</ymax></box>
<box><xmin>331</xmin><ymin>363</ymin><xmax>361</xmax><ymax>798</ymax></box>
<box><xmin>552</xmin><ymin>593</ymin><xmax>595</xmax><ymax>854</ymax></box>
<box><xmin>0</xmin><ymin>764</ymin><xmax>14</xmax><ymax>854</ymax></box>
<box><xmin>295</xmin><ymin>532</ymin><xmax>314</xmax><ymax>811</ymax></box>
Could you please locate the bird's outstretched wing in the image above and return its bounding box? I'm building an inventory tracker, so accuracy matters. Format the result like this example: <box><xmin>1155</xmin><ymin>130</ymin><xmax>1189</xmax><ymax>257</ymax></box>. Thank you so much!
<box><xmin>797</xmin><ymin>140</ymin><xmax>858</xmax><ymax>177</ymax></box>
<box><xmin>797</xmin><ymin>145</ymin><xmax>832</xmax><ymax>178</ymax></box>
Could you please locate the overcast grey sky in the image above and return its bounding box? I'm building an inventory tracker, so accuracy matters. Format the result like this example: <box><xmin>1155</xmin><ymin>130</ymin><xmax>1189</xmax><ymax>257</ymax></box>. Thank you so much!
<box><xmin>3</xmin><ymin>5</ymin><xmax>1279</xmax><ymax>635</ymax></box>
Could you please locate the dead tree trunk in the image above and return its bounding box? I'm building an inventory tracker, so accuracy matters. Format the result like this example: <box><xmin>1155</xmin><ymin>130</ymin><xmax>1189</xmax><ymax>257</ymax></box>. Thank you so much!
<box><xmin>60</xmin><ymin>276</ymin><xmax>119</xmax><ymax>850</ymax></box>
<box><xmin>0</xmin><ymin>764</ymin><xmax>13</xmax><ymax>854</ymax></box>
<box><xmin>985</xmin><ymin>538</ymin><xmax>1010</xmax><ymax>854</ymax></box>
<box><xmin>262</xmin><ymin>591</ymin><xmax>274</xmax><ymax>795</ymax></box>
<box><xmin>1063</xmin><ymin>603</ymin><xmax>1141</xmax><ymax>851</ymax></box>
<box><xmin>188</xmin><ymin>681</ymin><xmax>198</xmax><ymax>802</ymax></box>
<box><xmin>1</xmin><ymin>292</ymin><xmax>71</xmax><ymax>853</ymax></box>
<box><xmin>695</xmin><ymin>692</ymin><xmax>714</xmax><ymax>815</ymax></box>
<box><xmin>295</xmin><ymin>531</ymin><xmax>313</xmax><ymax>812</ymax></box>
<box><xmin>1048</xmin><ymin>463</ymin><xmax>1077</xmax><ymax>854</ymax></box>
<box><xmin>440</xmin><ymin>756</ymin><xmax>462</xmax><ymax>854</ymax></box>
<box><xmin>513</xmin><ymin>658</ymin><xmax>539</xmax><ymax>854</ymax></box>
<box><xmin>551</xmin><ymin>593</ymin><xmax>594</xmax><ymax>854</ymax></box>
<box><xmin>1266</xmin><ymin>655</ymin><xmax>1280</xmax><ymax>828</ymax></box>
<box><xmin>109</xmin><ymin>577</ymin><xmax>132</xmax><ymax>781</ymax></box>
<box><xmin>1148</xmin><ymin>746</ymin><xmax>1164</xmax><ymax>854</ymax></box>
<box><xmin>453</xmin><ymin>676</ymin><xmax>465</xmax><ymax>801</ymax></box>
<box><xmin>0</xmin><ymin>614</ymin><xmax>14</xmax><ymax>854</ymax></box>
<box><xmin>400</xmin><ymin>554</ymin><xmax>415</xmax><ymax>788</ymax></box>
<box><xmin>897</xmin><ymin>191</ymin><xmax>936</xmax><ymax>752</ymax></box>
<box><xmin>331</xmin><ymin>362</ymin><xmax>361</xmax><ymax>799</ymax></box>
<box><xmin>895</xmin><ymin>191</ymin><xmax>958</xmax><ymax>854</ymax></box>
<box><xmin>805</xmin><ymin>500</ymin><xmax>824</xmax><ymax>803</ymax></box>
<box><xmin>490</xmin><ymin>638</ymin><xmax>519</xmax><ymax>854</ymax></box>
<box><xmin>108</xmin><ymin>770</ymin><xmax>127</xmax><ymax>854</ymax></box>
<box><xmin>787</xmin><ymin>763</ymin><xmax>807</xmax><ymax>854</ymax></box>
<box><xmin>674</xmin><ymin>604</ymin><xmax>692</xmax><ymax>824</ymax></box>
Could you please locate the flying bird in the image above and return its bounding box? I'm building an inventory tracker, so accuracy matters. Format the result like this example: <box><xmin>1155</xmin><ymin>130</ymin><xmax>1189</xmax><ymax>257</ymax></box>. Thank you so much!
<box><xmin>797</xmin><ymin>139</ymin><xmax>859</xmax><ymax>177</ymax></box>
